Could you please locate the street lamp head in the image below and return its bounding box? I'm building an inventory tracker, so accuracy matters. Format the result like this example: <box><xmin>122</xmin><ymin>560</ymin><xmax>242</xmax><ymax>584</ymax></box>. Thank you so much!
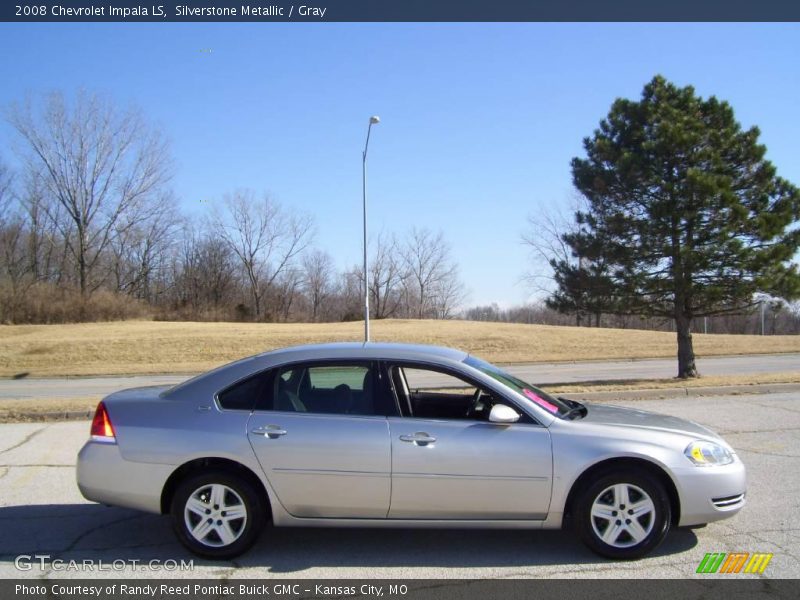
<box><xmin>369</xmin><ymin>116</ymin><xmax>380</xmax><ymax>124</ymax></box>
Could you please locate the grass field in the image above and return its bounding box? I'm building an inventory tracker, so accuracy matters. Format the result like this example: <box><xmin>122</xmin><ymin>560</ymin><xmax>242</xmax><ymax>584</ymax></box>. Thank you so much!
<box><xmin>1</xmin><ymin>319</ymin><xmax>798</xmax><ymax>378</ymax></box>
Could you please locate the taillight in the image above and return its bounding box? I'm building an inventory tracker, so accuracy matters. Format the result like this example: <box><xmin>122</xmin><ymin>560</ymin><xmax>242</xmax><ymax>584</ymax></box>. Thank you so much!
<box><xmin>90</xmin><ymin>401</ymin><xmax>116</xmax><ymax>442</ymax></box>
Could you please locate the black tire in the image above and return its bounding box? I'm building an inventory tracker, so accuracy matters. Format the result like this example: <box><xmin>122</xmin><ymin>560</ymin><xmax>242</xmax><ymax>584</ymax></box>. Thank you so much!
<box><xmin>171</xmin><ymin>470</ymin><xmax>266</xmax><ymax>559</ymax></box>
<box><xmin>574</xmin><ymin>467</ymin><xmax>671</xmax><ymax>559</ymax></box>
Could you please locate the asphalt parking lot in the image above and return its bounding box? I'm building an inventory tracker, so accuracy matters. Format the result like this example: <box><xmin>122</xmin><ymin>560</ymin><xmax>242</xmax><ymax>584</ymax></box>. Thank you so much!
<box><xmin>0</xmin><ymin>391</ymin><xmax>797</xmax><ymax>579</ymax></box>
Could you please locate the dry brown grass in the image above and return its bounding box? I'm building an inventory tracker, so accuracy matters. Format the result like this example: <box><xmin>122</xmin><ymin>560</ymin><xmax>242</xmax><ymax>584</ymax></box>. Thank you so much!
<box><xmin>546</xmin><ymin>371</ymin><xmax>800</xmax><ymax>394</ymax></box>
<box><xmin>0</xmin><ymin>396</ymin><xmax>102</xmax><ymax>422</ymax></box>
<box><xmin>0</xmin><ymin>319</ymin><xmax>799</xmax><ymax>378</ymax></box>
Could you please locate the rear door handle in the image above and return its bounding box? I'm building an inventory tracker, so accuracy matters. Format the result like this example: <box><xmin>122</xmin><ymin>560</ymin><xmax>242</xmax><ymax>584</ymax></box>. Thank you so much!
<box><xmin>399</xmin><ymin>432</ymin><xmax>436</xmax><ymax>446</ymax></box>
<box><xmin>251</xmin><ymin>425</ymin><xmax>287</xmax><ymax>439</ymax></box>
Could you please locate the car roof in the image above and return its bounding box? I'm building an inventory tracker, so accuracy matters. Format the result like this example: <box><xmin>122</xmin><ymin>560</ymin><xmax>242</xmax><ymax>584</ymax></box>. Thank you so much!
<box><xmin>258</xmin><ymin>342</ymin><xmax>469</xmax><ymax>363</ymax></box>
<box><xmin>162</xmin><ymin>342</ymin><xmax>473</xmax><ymax>402</ymax></box>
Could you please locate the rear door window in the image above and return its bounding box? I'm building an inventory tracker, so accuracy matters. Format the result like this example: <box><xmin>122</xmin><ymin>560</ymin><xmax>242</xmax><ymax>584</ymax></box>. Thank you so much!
<box><xmin>271</xmin><ymin>362</ymin><xmax>380</xmax><ymax>416</ymax></box>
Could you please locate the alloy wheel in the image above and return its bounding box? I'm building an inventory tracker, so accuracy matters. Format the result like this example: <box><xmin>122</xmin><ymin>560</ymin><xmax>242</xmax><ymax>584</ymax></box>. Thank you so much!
<box><xmin>183</xmin><ymin>483</ymin><xmax>248</xmax><ymax>547</ymax></box>
<box><xmin>589</xmin><ymin>483</ymin><xmax>656</xmax><ymax>549</ymax></box>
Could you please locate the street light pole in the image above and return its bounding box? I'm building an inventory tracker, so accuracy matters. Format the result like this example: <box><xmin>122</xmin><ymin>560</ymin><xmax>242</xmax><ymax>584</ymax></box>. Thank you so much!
<box><xmin>362</xmin><ymin>116</ymin><xmax>380</xmax><ymax>343</ymax></box>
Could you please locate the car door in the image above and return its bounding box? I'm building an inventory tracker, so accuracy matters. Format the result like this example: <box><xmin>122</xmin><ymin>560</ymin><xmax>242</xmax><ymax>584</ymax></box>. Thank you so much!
<box><xmin>246</xmin><ymin>360</ymin><xmax>392</xmax><ymax>519</ymax></box>
<box><xmin>386</xmin><ymin>363</ymin><xmax>553</xmax><ymax>520</ymax></box>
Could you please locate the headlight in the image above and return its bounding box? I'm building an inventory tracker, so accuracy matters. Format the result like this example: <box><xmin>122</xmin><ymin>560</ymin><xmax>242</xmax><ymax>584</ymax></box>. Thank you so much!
<box><xmin>684</xmin><ymin>441</ymin><xmax>733</xmax><ymax>466</ymax></box>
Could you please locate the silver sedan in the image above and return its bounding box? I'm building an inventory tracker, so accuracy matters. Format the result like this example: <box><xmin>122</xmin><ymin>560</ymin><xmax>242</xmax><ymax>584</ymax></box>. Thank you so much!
<box><xmin>76</xmin><ymin>343</ymin><xmax>746</xmax><ymax>560</ymax></box>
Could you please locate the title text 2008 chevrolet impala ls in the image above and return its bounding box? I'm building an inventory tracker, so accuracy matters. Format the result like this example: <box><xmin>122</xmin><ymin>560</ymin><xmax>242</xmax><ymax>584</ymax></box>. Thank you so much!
<box><xmin>77</xmin><ymin>343</ymin><xmax>745</xmax><ymax>559</ymax></box>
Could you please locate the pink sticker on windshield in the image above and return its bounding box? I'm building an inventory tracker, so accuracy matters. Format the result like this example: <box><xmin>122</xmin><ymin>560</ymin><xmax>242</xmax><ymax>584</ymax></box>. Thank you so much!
<box><xmin>523</xmin><ymin>388</ymin><xmax>559</xmax><ymax>413</ymax></box>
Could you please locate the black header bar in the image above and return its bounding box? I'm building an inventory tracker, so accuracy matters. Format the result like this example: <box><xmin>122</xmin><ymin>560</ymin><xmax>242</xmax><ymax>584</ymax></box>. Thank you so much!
<box><xmin>3</xmin><ymin>0</ymin><xmax>800</xmax><ymax>23</ymax></box>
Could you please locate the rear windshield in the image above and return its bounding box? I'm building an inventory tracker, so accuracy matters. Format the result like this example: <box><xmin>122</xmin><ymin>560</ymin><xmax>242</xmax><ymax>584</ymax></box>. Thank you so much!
<box><xmin>464</xmin><ymin>355</ymin><xmax>572</xmax><ymax>417</ymax></box>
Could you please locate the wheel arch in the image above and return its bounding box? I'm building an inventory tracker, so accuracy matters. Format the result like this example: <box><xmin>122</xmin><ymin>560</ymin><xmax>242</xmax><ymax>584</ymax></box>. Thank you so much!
<box><xmin>160</xmin><ymin>457</ymin><xmax>270</xmax><ymax>516</ymax></box>
<box><xmin>563</xmin><ymin>457</ymin><xmax>681</xmax><ymax>526</ymax></box>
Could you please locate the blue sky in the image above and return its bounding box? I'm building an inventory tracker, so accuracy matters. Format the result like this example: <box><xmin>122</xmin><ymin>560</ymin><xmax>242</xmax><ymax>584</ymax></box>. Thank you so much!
<box><xmin>0</xmin><ymin>23</ymin><xmax>798</xmax><ymax>306</ymax></box>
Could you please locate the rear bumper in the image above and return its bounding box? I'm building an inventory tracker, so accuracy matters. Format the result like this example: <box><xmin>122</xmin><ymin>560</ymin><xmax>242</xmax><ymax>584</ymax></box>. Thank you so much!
<box><xmin>674</xmin><ymin>457</ymin><xmax>747</xmax><ymax>526</ymax></box>
<box><xmin>77</xmin><ymin>440</ymin><xmax>174</xmax><ymax>514</ymax></box>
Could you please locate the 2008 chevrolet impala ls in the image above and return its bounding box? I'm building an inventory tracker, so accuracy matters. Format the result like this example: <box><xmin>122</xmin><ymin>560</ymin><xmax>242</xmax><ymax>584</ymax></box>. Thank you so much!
<box><xmin>77</xmin><ymin>343</ymin><xmax>746</xmax><ymax>559</ymax></box>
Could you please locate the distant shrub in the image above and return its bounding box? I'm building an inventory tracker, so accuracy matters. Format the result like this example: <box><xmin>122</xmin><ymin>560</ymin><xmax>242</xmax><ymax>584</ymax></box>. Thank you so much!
<box><xmin>153</xmin><ymin>305</ymin><xmax>239</xmax><ymax>322</ymax></box>
<box><xmin>0</xmin><ymin>283</ymin><xmax>151</xmax><ymax>324</ymax></box>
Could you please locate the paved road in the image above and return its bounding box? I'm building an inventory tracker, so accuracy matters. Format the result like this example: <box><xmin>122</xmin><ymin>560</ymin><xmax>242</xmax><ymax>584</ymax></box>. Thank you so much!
<box><xmin>2</xmin><ymin>353</ymin><xmax>799</xmax><ymax>400</ymax></box>
<box><xmin>0</xmin><ymin>391</ymin><xmax>797</xmax><ymax>579</ymax></box>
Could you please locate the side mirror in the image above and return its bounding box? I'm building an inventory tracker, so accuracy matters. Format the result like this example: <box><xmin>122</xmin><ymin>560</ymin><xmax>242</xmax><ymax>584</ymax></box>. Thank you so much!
<box><xmin>489</xmin><ymin>404</ymin><xmax>520</xmax><ymax>424</ymax></box>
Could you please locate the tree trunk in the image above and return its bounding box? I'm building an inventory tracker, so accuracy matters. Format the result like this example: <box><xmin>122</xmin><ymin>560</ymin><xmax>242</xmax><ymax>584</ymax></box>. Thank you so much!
<box><xmin>78</xmin><ymin>230</ymin><xmax>88</xmax><ymax>298</ymax></box>
<box><xmin>675</xmin><ymin>313</ymin><xmax>698</xmax><ymax>378</ymax></box>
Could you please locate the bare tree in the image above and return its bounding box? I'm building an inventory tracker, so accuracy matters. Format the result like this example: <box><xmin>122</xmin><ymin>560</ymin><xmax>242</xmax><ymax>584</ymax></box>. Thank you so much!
<box><xmin>0</xmin><ymin>159</ymin><xmax>15</xmax><ymax>235</ymax></box>
<box><xmin>270</xmin><ymin>269</ymin><xmax>303</xmax><ymax>322</ymax></box>
<box><xmin>0</xmin><ymin>159</ymin><xmax>12</xmax><ymax>213</ymax></box>
<box><xmin>521</xmin><ymin>201</ymin><xmax>578</xmax><ymax>297</ymax></box>
<box><xmin>7</xmin><ymin>90</ymin><xmax>172</xmax><ymax>297</ymax></box>
<box><xmin>368</xmin><ymin>233</ymin><xmax>408</xmax><ymax>319</ymax></box>
<box><xmin>0</xmin><ymin>161</ymin><xmax>31</xmax><ymax>321</ymax></box>
<box><xmin>195</xmin><ymin>237</ymin><xmax>238</xmax><ymax>315</ymax></box>
<box><xmin>214</xmin><ymin>190</ymin><xmax>313</xmax><ymax>320</ymax></box>
<box><xmin>302</xmin><ymin>250</ymin><xmax>335</xmax><ymax>322</ymax></box>
<box><xmin>401</xmin><ymin>228</ymin><xmax>462</xmax><ymax>319</ymax></box>
<box><xmin>0</xmin><ymin>214</ymin><xmax>27</xmax><ymax>294</ymax></box>
<box><xmin>109</xmin><ymin>194</ymin><xmax>179</xmax><ymax>301</ymax></box>
<box><xmin>19</xmin><ymin>175</ymin><xmax>61</xmax><ymax>283</ymax></box>
<box><xmin>169</xmin><ymin>222</ymin><xmax>240</xmax><ymax>318</ymax></box>
<box><xmin>430</xmin><ymin>266</ymin><xmax>467</xmax><ymax>319</ymax></box>
<box><xmin>337</xmin><ymin>267</ymin><xmax>365</xmax><ymax>322</ymax></box>
<box><xmin>522</xmin><ymin>195</ymin><xmax>615</xmax><ymax>327</ymax></box>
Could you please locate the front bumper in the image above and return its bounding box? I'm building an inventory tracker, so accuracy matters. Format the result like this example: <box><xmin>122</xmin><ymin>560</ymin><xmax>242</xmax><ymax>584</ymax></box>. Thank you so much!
<box><xmin>77</xmin><ymin>440</ymin><xmax>174</xmax><ymax>514</ymax></box>
<box><xmin>673</xmin><ymin>456</ymin><xmax>747</xmax><ymax>526</ymax></box>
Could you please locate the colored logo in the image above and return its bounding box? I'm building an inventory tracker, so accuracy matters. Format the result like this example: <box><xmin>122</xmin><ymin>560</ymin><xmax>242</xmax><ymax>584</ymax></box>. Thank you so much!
<box><xmin>696</xmin><ymin>552</ymin><xmax>773</xmax><ymax>574</ymax></box>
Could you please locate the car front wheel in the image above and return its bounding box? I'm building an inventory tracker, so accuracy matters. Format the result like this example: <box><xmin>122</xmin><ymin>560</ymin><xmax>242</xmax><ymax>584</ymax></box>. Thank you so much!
<box><xmin>171</xmin><ymin>471</ymin><xmax>265</xmax><ymax>559</ymax></box>
<box><xmin>575</xmin><ymin>468</ymin><xmax>671</xmax><ymax>559</ymax></box>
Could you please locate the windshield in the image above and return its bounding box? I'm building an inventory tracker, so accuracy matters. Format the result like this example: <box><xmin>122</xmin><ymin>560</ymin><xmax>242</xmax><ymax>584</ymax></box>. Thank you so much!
<box><xmin>464</xmin><ymin>355</ymin><xmax>575</xmax><ymax>418</ymax></box>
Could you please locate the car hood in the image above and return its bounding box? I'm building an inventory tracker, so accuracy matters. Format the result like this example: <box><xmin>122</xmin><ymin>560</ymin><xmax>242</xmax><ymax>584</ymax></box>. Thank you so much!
<box><xmin>580</xmin><ymin>402</ymin><xmax>722</xmax><ymax>441</ymax></box>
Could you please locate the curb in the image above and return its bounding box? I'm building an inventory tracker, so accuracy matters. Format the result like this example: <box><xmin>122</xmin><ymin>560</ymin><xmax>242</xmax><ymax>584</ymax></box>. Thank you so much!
<box><xmin>561</xmin><ymin>382</ymin><xmax>800</xmax><ymax>402</ymax></box>
<box><xmin>1</xmin><ymin>409</ymin><xmax>94</xmax><ymax>423</ymax></box>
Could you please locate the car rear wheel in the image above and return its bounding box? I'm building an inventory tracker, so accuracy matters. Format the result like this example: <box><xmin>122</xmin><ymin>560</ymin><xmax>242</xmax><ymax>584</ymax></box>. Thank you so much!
<box><xmin>574</xmin><ymin>468</ymin><xmax>671</xmax><ymax>559</ymax></box>
<box><xmin>171</xmin><ymin>471</ymin><xmax>265</xmax><ymax>559</ymax></box>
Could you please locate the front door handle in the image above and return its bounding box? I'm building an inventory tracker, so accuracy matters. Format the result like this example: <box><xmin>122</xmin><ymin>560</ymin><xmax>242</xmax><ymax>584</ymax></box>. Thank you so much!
<box><xmin>399</xmin><ymin>432</ymin><xmax>436</xmax><ymax>446</ymax></box>
<box><xmin>251</xmin><ymin>425</ymin><xmax>287</xmax><ymax>439</ymax></box>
